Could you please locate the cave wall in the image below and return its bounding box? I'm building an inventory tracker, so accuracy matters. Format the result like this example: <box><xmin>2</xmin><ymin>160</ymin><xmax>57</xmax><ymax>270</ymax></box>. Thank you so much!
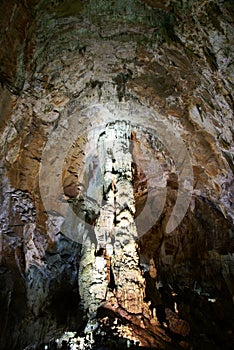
<box><xmin>0</xmin><ymin>0</ymin><xmax>234</xmax><ymax>349</ymax></box>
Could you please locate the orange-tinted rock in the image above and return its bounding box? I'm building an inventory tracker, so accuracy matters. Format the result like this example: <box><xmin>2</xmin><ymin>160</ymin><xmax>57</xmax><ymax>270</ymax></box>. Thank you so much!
<box><xmin>165</xmin><ymin>308</ymin><xmax>190</xmax><ymax>337</ymax></box>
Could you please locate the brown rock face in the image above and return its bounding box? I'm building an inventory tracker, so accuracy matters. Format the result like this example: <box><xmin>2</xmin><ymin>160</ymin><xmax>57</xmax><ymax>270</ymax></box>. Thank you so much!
<box><xmin>165</xmin><ymin>308</ymin><xmax>190</xmax><ymax>337</ymax></box>
<box><xmin>0</xmin><ymin>0</ymin><xmax>233</xmax><ymax>349</ymax></box>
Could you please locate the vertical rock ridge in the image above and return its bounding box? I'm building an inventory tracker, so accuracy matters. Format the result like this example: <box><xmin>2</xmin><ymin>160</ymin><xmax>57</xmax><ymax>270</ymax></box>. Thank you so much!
<box><xmin>78</xmin><ymin>120</ymin><xmax>154</xmax><ymax>345</ymax></box>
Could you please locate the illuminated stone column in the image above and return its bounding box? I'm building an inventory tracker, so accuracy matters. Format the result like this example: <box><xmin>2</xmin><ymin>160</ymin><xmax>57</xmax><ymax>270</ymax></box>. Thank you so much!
<box><xmin>79</xmin><ymin>121</ymin><xmax>148</xmax><ymax>334</ymax></box>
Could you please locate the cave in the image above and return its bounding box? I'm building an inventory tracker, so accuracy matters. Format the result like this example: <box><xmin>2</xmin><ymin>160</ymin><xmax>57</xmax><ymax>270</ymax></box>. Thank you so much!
<box><xmin>0</xmin><ymin>0</ymin><xmax>233</xmax><ymax>349</ymax></box>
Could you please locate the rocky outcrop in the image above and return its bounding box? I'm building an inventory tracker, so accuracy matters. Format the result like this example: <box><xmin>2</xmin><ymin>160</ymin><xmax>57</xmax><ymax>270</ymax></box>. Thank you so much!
<box><xmin>0</xmin><ymin>0</ymin><xmax>233</xmax><ymax>349</ymax></box>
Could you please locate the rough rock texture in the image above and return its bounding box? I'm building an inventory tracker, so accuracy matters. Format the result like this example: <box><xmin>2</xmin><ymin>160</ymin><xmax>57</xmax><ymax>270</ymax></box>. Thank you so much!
<box><xmin>0</xmin><ymin>0</ymin><xmax>234</xmax><ymax>349</ymax></box>
<box><xmin>77</xmin><ymin>121</ymin><xmax>164</xmax><ymax>347</ymax></box>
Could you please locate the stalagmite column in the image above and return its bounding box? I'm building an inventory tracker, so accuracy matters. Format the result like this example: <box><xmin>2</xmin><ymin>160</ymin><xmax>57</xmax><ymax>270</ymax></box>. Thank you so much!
<box><xmin>79</xmin><ymin>121</ymin><xmax>149</xmax><ymax>334</ymax></box>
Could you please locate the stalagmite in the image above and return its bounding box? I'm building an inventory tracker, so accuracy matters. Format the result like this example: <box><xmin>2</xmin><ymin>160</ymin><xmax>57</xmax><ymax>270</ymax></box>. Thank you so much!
<box><xmin>78</xmin><ymin>120</ymin><xmax>150</xmax><ymax>337</ymax></box>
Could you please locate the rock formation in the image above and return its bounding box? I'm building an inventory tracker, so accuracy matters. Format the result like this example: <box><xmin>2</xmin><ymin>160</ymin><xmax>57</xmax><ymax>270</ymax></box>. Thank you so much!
<box><xmin>0</xmin><ymin>0</ymin><xmax>233</xmax><ymax>349</ymax></box>
<box><xmin>77</xmin><ymin>121</ymin><xmax>154</xmax><ymax>346</ymax></box>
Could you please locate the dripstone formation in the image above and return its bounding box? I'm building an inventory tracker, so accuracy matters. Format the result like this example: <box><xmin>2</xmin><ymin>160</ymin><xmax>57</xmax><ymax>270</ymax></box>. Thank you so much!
<box><xmin>78</xmin><ymin>121</ymin><xmax>150</xmax><ymax>345</ymax></box>
<box><xmin>0</xmin><ymin>0</ymin><xmax>233</xmax><ymax>349</ymax></box>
